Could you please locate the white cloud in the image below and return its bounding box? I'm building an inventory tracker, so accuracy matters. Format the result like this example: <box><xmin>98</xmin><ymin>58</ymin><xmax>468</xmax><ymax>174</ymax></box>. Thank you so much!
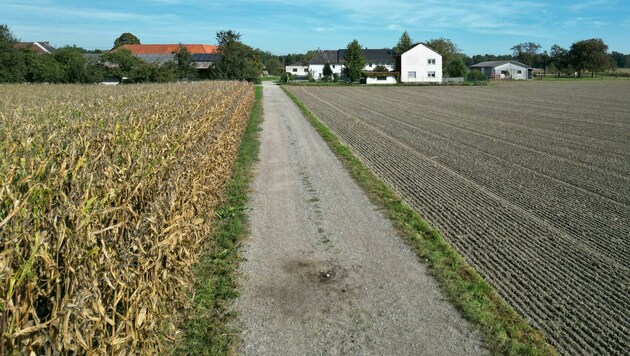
<box><xmin>5</xmin><ymin>3</ymin><xmax>177</xmax><ymax>23</ymax></box>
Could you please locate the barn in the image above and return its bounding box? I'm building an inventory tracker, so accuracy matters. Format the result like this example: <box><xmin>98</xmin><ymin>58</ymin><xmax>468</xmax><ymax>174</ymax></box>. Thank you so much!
<box><xmin>470</xmin><ymin>60</ymin><xmax>533</xmax><ymax>80</ymax></box>
<box><xmin>118</xmin><ymin>44</ymin><xmax>219</xmax><ymax>72</ymax></box>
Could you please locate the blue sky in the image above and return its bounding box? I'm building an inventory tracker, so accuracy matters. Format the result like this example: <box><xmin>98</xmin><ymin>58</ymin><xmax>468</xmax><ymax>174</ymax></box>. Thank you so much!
<box><xmin>2</xmin><ymin>0</ymin><xmax>629</xmax><ymax>55</ymax></box>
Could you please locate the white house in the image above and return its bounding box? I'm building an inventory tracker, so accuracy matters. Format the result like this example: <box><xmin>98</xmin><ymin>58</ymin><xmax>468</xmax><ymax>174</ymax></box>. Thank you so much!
<box><xmin>285</xmin><ymin>61</ymin><xmax>309</xmax><ymax>76</ymax></box>
<box><xmin>307</xmin><ymin>49</ymin><xmax>394</xmax><ymax>80</ymax></box>
<box><xmin>397</xmin><ymin>43</ymin><xmax>442</xmax><ymax>83</ymax></box>
<box><xmin>470</xmin><ymin>60</ymin><xmax>532</xmax><ymax>80</ymax></box>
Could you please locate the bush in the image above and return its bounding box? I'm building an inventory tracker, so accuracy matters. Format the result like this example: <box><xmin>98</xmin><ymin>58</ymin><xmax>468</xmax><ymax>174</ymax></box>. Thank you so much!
<box><xmin>466</xmin><ymin>69</ymin><xmax>487</xmax><ymax>82</ymax></box>
<box><xmin>280</xmin><ymin>72</ymin><xmax>292</xmax><ymax>83</ymax></box>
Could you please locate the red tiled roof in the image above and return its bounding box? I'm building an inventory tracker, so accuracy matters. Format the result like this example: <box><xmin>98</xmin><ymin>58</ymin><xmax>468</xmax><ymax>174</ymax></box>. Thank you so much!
<box><xmin>119</xmin><ymin>44</ymin><xmax>218</xmax><ymax>55</ymax></box>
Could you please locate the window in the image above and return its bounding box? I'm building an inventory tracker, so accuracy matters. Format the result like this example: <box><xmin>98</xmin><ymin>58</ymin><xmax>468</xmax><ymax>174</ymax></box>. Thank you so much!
<box><xmin>292</xmin><ymin>68</ymin><xmax>297</xmax><ymax>73</ymax></box>
<box><xmin>428</xmin><ymin>58</ymin><xmax>436</xmax><ymax>65</ymax></box>
<box><xmin>377</xmin><ymin>76</ymin><xmax>387</xmax><ymax>81</ymax></box>
<box><xmin>427</xmin><ymin>71</ymin><xmax>436</xmax><ymax>78</ymax></box>
<box><xmin>332</xmin><ymin>65</ymin><xmax>336</xmax><ymax>68</ymax></box>
<box><xmin>408</xmin><ymin>71</ymin><xmax>416</xmax><ymax>79</ymax></box>
<box><xmin>517</xmin><ymin>70</ymin><xmax>522</xmax><ymax>74</ymax></box>
<box><xmin>369</xmin><ymin>63</ymin><xmax>373</xmax><ymax>67</ymax></box>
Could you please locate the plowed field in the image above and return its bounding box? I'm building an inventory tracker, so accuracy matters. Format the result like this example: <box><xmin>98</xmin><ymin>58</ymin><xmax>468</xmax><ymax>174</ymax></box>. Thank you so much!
<box><xmin>286</xmin><ymin>81</ymin><xmax>630</xmax><ymax>355</ymax></box>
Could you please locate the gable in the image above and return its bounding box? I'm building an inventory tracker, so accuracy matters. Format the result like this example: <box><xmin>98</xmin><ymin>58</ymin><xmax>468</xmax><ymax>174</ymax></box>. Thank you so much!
<box><xmin>402</xmin><ymin>43</ymin><xmax>442</xmax><ymax>59</ymax></box>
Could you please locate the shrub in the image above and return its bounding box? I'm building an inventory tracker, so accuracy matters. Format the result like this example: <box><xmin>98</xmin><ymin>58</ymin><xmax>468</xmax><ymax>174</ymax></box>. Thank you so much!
<box><xmin>466</xmin><ymin>69</ymin><xmax>487</xmax><ymax>82</ymax></box>
<box><xmin>280</xmin><ymin>72</ymin><xmax>292</xmax><ymax>83</ymax></box>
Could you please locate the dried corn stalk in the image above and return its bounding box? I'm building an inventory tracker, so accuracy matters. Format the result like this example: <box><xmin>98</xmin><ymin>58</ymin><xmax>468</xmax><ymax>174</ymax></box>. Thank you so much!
<box><xmin>0</xmin><ymin>81</ymin><xmax>254</xmax><ymax>354</ymax></box>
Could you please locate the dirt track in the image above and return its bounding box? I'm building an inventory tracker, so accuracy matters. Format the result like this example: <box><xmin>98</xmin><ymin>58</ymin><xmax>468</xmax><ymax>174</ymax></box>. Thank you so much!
<box><xmin>286</xmin><ymin>81</ymin><xmax>630</xmax><ymax>355</ymax></box>
<box><xmin>232</xmin><ymin>82</ymin><xmax>486</xmax><ymax>354</ymax></box>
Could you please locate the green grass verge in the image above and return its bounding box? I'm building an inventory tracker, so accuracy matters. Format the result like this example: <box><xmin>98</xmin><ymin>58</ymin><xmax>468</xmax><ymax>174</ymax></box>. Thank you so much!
<box><xmin>282</xmin><ymin>86</ymin><xmax>557</xmax><ymax>356</ymax></box>
<box><xmin>173</xmin><ymin>86</ymin><xmax>263</xmax><ymax>355</ymax></box>
<box><xmin>260</xmin><ymin>76</ymin><xmax>280</xmax><ymax>81</ymax></box>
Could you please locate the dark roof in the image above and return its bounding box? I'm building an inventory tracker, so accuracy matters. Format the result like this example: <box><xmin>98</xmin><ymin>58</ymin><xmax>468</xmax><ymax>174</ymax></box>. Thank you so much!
<box><xmin>14</xmin><ymin>41</ymin><xmax>56</xmax><ymax>54</ymax></box>
<box><xmin>309</xmin><ymin>49</ymin><xmax>393</xmax><ymax>65</ymax></box>
<box><xmin>338</xmin><ymin>49</ymin><xmax>393</xmax><ymax>63</ymax></box>
<box><xmin>287</xmin><ymin>61</ymin><xmax>308</xmax><ymax>66</ymax></box>
<box><xmin>471</xmin><ymin>60</ymin><xmax>531</xmax><ymax>69</ymax></box>
<box><xmin>308</xmin><ymin>50</ymin><xmax>339</xmax><ymax>65</ymax></box>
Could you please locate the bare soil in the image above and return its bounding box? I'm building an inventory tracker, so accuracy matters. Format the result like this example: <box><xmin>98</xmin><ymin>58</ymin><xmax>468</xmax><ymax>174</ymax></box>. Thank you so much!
<box><xmin>286</xmin><ymin>81</ymin><xmax>630</xmax><ymax>355</ymax></box>
<box><xmin>232</xmin><ymin>82</ymin><xmax>486</xmax><ymax>355</ymax></box>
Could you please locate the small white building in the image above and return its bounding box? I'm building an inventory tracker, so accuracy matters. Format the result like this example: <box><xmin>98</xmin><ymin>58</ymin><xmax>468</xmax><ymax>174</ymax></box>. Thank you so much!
<box><xmin>397</xmin><ymin>43</ymin><xmax>442</xmax><ymax>83</ymax></box>
<box><xmin>470</xmin><ymin>60</ymin><xmax>533</xmax><ymax>80</ymax></box>
<box><xmin>285</xmin><ymin>61</ymin><xmax>309</xmax><ymax>76</ymax></box>
<box><xmin>364</xmin><ymin>72</ymin><xmax>398</xmax><ymax>84</ymax></box>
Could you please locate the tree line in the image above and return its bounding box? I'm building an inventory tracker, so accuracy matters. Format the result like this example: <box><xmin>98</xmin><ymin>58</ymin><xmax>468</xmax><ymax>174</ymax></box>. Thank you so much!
<box><xmin>0</xmin><ymin>24</ymin><xmax>266</xmax><ymax>84</ymax></box>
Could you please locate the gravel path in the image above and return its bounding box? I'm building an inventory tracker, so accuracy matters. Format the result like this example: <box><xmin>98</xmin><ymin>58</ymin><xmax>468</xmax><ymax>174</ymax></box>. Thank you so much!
<box><xmin>232</xmin><ymin>82</ymin><xmax>486</xmax><ymax>355</ymax></box>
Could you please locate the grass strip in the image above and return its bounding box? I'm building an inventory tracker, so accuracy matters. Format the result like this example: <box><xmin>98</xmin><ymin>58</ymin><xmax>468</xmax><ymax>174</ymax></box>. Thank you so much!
<box><xmin>281</xmin><ymin>86</ymin><xmax>557</xmax><ymax>356</ymax></box>
<box><xmin>174</xmin><ymin>86</ymin><xmax>263</xmax><ymax>355</ymax></box>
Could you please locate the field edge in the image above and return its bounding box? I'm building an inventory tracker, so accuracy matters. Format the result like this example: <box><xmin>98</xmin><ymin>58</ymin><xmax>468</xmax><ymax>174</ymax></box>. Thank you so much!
<box><xmin>172</xmin><ymin>85</ymin><xmax>263</xmax><ymax>355</ymax></box>
<box><xmin>281</xmin><ymin>85</ymin><xmax>557</xmax><ymax>356</ymax></box>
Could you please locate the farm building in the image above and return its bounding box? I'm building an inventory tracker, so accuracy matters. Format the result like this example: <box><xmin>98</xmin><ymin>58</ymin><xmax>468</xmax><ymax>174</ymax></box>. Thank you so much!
<box><xmin>285</xmin><ymin>61</ymin><xmax>309</xmax><ymax>77</ymax></box>
<box><xmin>14</xmin><ymin>41</ymin><xmax>56</xmax><ymax>54</ymax></box>
<box><xmin>470</xmin><ymin>60</ymin><xmax>533</xmax><ymax>80</ymax></box>
<box><xmin>118</xmin><ymin>44</ymin><xmax>220</xmax><ymax>71</ymax></box>
<box><xmin>396</xmin><ymin>43</ymin><xmax>443</xmax><ymax>83</ymax></box>
<box><xmin>296</xmin><ymin>48</ymin><xmax>394</xmax><ymax>80</ymax></box>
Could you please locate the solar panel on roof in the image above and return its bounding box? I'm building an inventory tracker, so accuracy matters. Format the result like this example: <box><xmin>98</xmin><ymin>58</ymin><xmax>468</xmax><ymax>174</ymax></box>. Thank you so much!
<box><xmin>192</xmin><ymin>53</ymin><xmax>215</xmax><ymax>61</ymax></box>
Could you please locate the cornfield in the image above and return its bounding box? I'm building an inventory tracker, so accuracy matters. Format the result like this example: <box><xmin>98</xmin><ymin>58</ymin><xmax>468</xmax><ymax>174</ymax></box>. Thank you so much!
<box><xmin>0</xmin><ymin>81</ymin><xmax>254</xmax><ymax>353</ymax></box>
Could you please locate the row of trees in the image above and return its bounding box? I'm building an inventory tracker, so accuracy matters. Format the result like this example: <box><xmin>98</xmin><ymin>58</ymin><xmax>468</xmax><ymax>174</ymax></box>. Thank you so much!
<box><xmin>509</xmin><ymin>39</ymin><xmax>620</xmax><ymax>77</ymax></box>
<box><xmin>0</xmin><ymin>25</ymin><xmax>264</xmax><ymax>84</ymax></box>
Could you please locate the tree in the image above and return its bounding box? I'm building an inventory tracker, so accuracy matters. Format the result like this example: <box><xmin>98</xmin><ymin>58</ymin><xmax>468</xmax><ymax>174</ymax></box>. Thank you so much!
<box><xmin>343</xmin><ymin>39</ymin><xmax>365</xmax><ymax>82</ymax></box>
<box><xmin>0</xmin><ymin>24</ymin><xmax>27</xmax><ymax>82</ymax></box>
<box><xmin>172</xmin><ymin>44</ymin><xmax>197</xmax><ymax>80</ymax></box>
<box><xmin>569</xmin><ymin>38</ymin><xmax>612</xmax><ymax>77</ymax></box>
<box><xmin>393</xmin><ymin>31</ymin><xmax>413</xmax><ymax>57</ymax></box>
<box><xmin>264</xmin><ymin>58</ymin><xmax>283</xmax><ymax>76</ymax></box>
<box><xmin>444</xmin><ymin>56</ymin><xmax>467</xmax><ymax>77</ymax></box>
<box><xmin>23</xmin><ymin>49</ymin><xmax>64</xmax><ymax>82</ymax></box>
<box><xmin>113</xmin><ymin>32</ymin><xmax>140</xmax><ymax>49</ymax></box>
<box><xmin>322</xmin><ymin>63</ymin><xmax>333</xmax><ymax>81</ymax></box>
<box><xmin>426</xmin><ymin>38</ymin><xmax>464</xmax><ymax>77</ymax></box>
<box><xmin>101</xmin><ymin>48</ymin><xmax>143</xmax><ymax>81</ymax></box>
<box><xmin>373</xmin><ymin>65</ymin><xmax>389</xmax><ymax>72</ymax></box>
<box><xmin>211</xmin><ymin>30</ymin><xmax>262</xmax><ymax>82</ymax></box>
<box><xmin>510</xmin><ymin>42</ymin><xmax>541</xmax><ymax>67</ymax></box>
<box><xmin>55</xmin><ymin>46</ymin><xmax>92</xmax><ymax>83</ymax></box>
<box><xmin>611</xmin><ymin>51</ymin><xmax>626</xmax><ymax>69</ymax></box>
<box><xmin>550</xmin><ymin>44</ymin><xmax>570</xmax><ymax>76</ymax></box>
